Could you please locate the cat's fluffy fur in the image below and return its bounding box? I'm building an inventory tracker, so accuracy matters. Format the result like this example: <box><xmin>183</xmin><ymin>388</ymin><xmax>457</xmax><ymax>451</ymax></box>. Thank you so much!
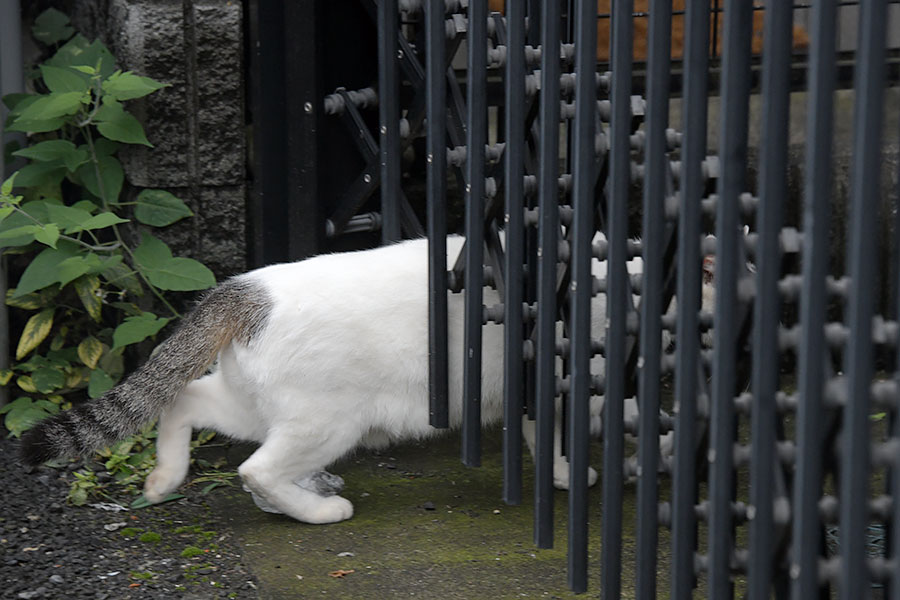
<box><xmin>21</xmin><ymin>235</ymin><xmax>702</xmax><ymax>524</ymax></box>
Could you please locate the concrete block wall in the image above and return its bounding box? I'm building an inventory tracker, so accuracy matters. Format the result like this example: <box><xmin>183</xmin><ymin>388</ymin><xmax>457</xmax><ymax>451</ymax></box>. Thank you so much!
<box><xmin>69</xmin><ymin>0</ymin><xmax>247</xmax><ymax>279</ymax></box>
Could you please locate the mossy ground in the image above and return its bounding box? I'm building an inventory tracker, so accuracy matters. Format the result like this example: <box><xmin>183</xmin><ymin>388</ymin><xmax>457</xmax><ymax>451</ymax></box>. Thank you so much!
<box><xmin>207</xmin><ymin>429</ymin><xmax>666</xmax><ymax>599</ymax></box>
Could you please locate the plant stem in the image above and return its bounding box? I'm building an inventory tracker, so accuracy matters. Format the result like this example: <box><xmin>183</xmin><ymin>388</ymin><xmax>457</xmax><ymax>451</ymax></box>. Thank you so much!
<box><xmin>81</xmin><ymin>126</ymin><xmax>182</xmax><ymax>319</ymax></box>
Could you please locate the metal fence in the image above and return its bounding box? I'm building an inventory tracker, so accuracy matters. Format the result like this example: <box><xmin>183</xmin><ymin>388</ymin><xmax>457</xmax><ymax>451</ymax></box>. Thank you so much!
<box><xmin>251</xmin><ymin>0</ymin><xmax>900</xmax><ymax>596</ymax></box>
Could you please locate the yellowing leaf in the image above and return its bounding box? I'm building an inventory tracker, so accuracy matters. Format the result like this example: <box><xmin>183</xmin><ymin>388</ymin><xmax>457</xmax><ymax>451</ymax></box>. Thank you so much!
<box><xmin>16</xmin><ymin>376</ymin><xmax>37</xmax><ymax>393</ymax></box>
<box><xmin>0</xmin><ymin>369</ymin><xmax>13</xmax><ymax>386</ymax></box>
<box><xmin>16</xmin><ymin>308</ymin><xmax>55</xmax><ymax>360</ymax></box>
<box><xmin>64</xmin><ymin>368</ymin><xmax>88</xmax><ymax>389</ymax></box>
<box><xmin>74</xmin><ymin>275</ymin><xmax>102</xmax><ymax>321</ymax></box>
<box><xmin>6</xmin><ymin>289</ymin><xmax>48</xmax><ymax>310</ymax></box>
<box><xmin>77</xmin><ymin>336</ymin><xmax>104</xmax><ymax>369</ymax></box>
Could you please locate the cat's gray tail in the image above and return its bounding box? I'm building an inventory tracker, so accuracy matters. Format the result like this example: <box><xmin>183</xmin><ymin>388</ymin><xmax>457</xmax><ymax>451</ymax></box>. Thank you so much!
<box><xmin>20</xmin><ymin>277</ymin><xmax>272</xmax><ymax>467</ymax></box>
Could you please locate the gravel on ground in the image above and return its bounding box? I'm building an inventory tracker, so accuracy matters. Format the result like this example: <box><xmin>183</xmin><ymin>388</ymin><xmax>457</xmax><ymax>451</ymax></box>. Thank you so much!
<box><xmin>0</xmin><ymin>436</ymin><xmax>259</xmax><ymax>600</ymax></box>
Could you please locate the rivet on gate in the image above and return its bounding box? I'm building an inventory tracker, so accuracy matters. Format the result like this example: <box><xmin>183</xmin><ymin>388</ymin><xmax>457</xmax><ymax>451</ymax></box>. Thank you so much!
<box><xmin>303</xmin><ymin>101</ymin><xmax>313</xmax><ymax>114</ymax></box>
<box><xmin>380</xmin><ymin>125</ymin><xmax>387</xmax><ymax>135</ymax></box>
<box><xmin>397</xmin><ymin>49</ymin><xmax>404</xmax><ymax>59</ymax></box>
<box><xmin>465</xmin><ymin>184</ymin><xmax>472</xmax><ymax>193</ymax></box>
<box><xmin>570</xmin><ymin>281</ymin><xmax>577</xmax><ymax>291</ymax></box>
<box><xmin>363</xmin><ymin>173</ymin><xmax>372</xmax><ymax>183</ymax></box>
<box><xmin>707</xmin><ymin>448</ymin><xmax>716</xmax><ymax>463</ymax></box>
<box><xmin>427</xmin><ymin>154</ymin><xmax>433</xmax><ymax>163</ymax></box>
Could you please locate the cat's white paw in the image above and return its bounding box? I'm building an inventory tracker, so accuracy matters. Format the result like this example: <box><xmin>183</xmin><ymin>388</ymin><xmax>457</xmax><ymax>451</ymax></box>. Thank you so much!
<box><xmin>144</xmin><ymin>466</ymin><xmax>185</xmax><ymax>503</ymax></box>
<box><xmin>553</xmin><ymin>462</ymin><xmax>598</xmax><ymax>490</ymax></box>
<box><xmin>305</xmin><ymin>495</ymin><xmax>354</xmax><ymax>524</ymax></box>
<box><xmin>659</xmin><ymin>431</ymin><xmax>675</xmax><ymax>458</ymax></box>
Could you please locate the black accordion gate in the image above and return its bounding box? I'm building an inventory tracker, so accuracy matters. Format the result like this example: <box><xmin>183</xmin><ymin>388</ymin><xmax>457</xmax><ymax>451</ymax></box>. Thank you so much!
<box><xmin>249</xmin><ymin>0</ymin><xmax>900</xmax><ymax>596</ymax></box>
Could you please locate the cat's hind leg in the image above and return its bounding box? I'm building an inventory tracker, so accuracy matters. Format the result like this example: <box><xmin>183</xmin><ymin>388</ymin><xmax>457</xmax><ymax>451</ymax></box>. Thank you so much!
<box><xmin>522</xmin><ymin>415</ymin><xmax>598</xmax><ymax>491</ymax></box>
<box><xmin>237</xmin><ymin>426</ymin><xmax>357</xmax><ymax>524</ymax></box>
<box><xmin>144</xmin><ymin>372</ymin><xmax>254</xmax><ymax>503</ymax></box>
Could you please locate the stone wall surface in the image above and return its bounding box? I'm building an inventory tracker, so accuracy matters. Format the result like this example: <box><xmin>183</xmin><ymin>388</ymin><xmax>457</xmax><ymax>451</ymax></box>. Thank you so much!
<box><xmin>70</xmin><ymin>0</ymin><xmax>247</xmax><ymax>279</ymax></box>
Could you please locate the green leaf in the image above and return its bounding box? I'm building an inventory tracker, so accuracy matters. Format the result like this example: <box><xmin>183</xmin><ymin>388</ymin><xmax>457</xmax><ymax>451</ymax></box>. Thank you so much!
<box><xmin>102</xmin><ymin>71</ymin><xmax>167</xmax><ymax>101</ymax></box>
<box><xmin>47</xmin><ymin>36</ymin><xmax>116</xmax><ymax>79</ymax></box>
<box><xmin>16</xmin><ymin>308</ymin><xmax>55</xmax><ymax>360</ymax></box>
<box><xmin>14</xmin><ymin>91</ymin><xmax>86</xmax><ymax>121</ymax></box>
<box><xmin>112</xmin><ymin>312</ymin><xmax>171</xmax><ymax>350</ymax></box>
<box><xmin>5</xmin><ymin>115</ymin><xmax>66</xmax><ymax>134</ymax></box>
<box><xmin>0</xmin><ymin>369</ymin><xmax>12</xmax><ymax>386</ymax></box>
<box><xmin>8</xmin><ymin>161</ymin><xmax>68</xmax><ymax>188</ymax></box>
<box><xmin>40</xmin><ymin>65</ymin><xmax>89</xmax><ymax>94</ymax></box>
<box><xmin>46</xmin><ymin>203</ymin><xmax>94</xmax><ymax>232</ymax></box>
<box><xmin>32</xmin><ymin>8</ymin><xmax>75</xmax><ymax>45</ymax></box>
<box><xmin>2</xmin><ymin>93</ymin><xmax>33</xmax><ymax>112</ymax></box>
<box><xmin>73</xmin><ymin>274</ymin><xmax>103</xmax><ymax>321</ymax></box>
<box><xmin>1</xmin><ymin>397</ymin><xmax>59</xmax><ymax>437</ymax></box>
<box><xmin>88</xmin><ymin>368</ymin><xmax>116</xmax><ymax>399</ymax></box>
<box><xmin>32</xmin><ymin>366</ymin><xmax>66</xmax><ymax>393</ymax></box>
<box><xmin>148</xmin><ymin>257</ymin><xmax>216</xmax><ymax>291</ymax></box>
<box><xmin>91</xmin><ymin>138</ymin><xmax>119</xmax><ymax>157</ymax></box>
<box><xmin>95</xmin><ymin>99</ymin><xmax>152</xmax><ymax>147</ymax></box>
<box><xmin>133</xmin><ymin>234</ymin><xmax>216</xmax><ymax>291</ymax></box>
<box><xmin>200</xmin><ymin>482</ymin><xmax>227</xmax><ymax>495</ymax></box>
<box><xmin>33</xmin><ymin>223</ymin><xmax>60</xmax><ymax>248</ymax></box>
<box><xmin>134</xmin><ymin>190</ymin><xmax>193</xmax><ymax>226</ymax></box>
<box><xmin>13</xmin><ymin>139</ymin><xmax>72</xmax><ymax>161</ymax></box>
<box><xmin>0</xmin><ymin>225</ymin><xmax>40</xmax><ymax>246</ymax></box>
<box><xmin>131</xmin><ymin>493</ymin><xmax>185</xmax><ymax>509</ymax></box>
<box><xmin>13</xmin><ymin>139</ymin><xmax>89</xmax><ymax>172</ymax></box>
<box><xmin>14</xmin><ymin>241</ymin><xmax>79</xmax><ymax>296</ymax></box>
<box><xmin>1</xmin><ymin>172</ymin><xmax>18</xmax><ymax>195</ymax></box>
<box><xmin>132</xmin><ymin>233</ymin><xmax>172</xmax><ymax>267</ymax></box>
<box><xmin>77</xmin><ymin>336</ymin><xmax>104</xmax><ymax>369</ymax></box>
<box><xmin>77</xmin><ymin>211</ymin><xmax>129</xmax><ymax>232</ymax></box>
<box><xmin>77</xmin><ymin>155</ymin><xmax>124</xmax><ymax>202</ymax></box>
<box><xmin>56</xmin><ymin>254</ymin><xmax>103</xmax><ymax>287</ymax></box>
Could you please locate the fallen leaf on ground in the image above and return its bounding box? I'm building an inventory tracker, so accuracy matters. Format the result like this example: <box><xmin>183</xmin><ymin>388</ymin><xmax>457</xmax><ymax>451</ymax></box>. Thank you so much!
<box><xmin>328</xmin><ymin>569</ymin><xmax>355</xmax><ymax>578</ymax></box>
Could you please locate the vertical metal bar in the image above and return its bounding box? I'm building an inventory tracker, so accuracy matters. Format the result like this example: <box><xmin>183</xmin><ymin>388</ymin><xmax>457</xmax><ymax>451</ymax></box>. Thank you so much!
<box><xmin>709</xmin><ymin>0</ymin><xmax>753</xmax><ymax>597</ymax></box>
<box><xmin>534</xmin><ymin>0</ymin><xmax>561</xmax><ymax>550</ymax></box>
<box><xmin>603</xmin><ymin>1</ymin><xmax>633</xmax><ymax>598</ymax></box>
<box><xmin>503</xmin><ymin>0</ymin><xmax>526</xmax><ymax>505</ymax></box>
<box><xmin>462</xmin><ymin>0</ymin><xmax>488</xmax><ymax>468</ymax></box>
<box><xmin>0</xmin><ymin>0</ymin><xmax>23</xmax><ymax>409</ymax></box>
<box><xmin>893</xmin><ymin>81</ymin><xmax>900</xmax><ymax>600</ymax></box>
<box><xmin>377</xmin><ymin>0</ymin><xmax>401</xmax><ymax>243</ymax></box>
<box><xmin>748</xmin><ymin>2</ymin><xmax>791</xmax><ymax>598</ymax></box>
<box><xmin>839</xmin><ymin>1</ymin><xmax>887</xmax><ymax>597</ymax></box>
<box><xmin>636</xmin><ymin>1</ymin><xmax>671</xmax><ymax>598</ymax></box>
<box><xmin>671</xmin><ymin>1</ymin><xmax>710</xmax><ymax>597</ymax></box>
<box><xmin>790</xmin><ymin>0</ymin><xmax>836</xmax><ymax>596</ymax></box>
<box><xmin>568</xmin><ymin>0</ymin><xmax>597</xmax><ymax>592</ymax></box>
<box><xmin>426</xmin><ymin>0</ymin><xmax>449</xmax><ymax>429</ymax></box>
<box><xmin>247</xmin><ymin>0</ymin><xmax>289</xmax><ymax>266</ymax></box>
<box><xmin>893</xmin><ymin>133</ymin><xmax>900</xmax><ymax>600</ymax></box>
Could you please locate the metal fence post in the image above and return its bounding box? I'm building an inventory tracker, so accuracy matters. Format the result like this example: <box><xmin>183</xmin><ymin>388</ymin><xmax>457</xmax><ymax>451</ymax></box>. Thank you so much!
<box><xmin>839</xmin><ymin>1</ymin><xmax>888</xmax><ymax>597</ymax></box>
<box><xmin>708</xmin><ymin>1</ymin><xmax>753</xmax><ymax>597</ymax></box>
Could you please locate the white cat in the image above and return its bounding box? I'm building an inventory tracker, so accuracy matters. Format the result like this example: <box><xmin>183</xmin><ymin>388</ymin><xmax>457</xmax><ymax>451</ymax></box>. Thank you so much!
<box><xmin>22</xmin><ymin>235</ymin><xmax>711</xmax><ymax>524</ymax></box>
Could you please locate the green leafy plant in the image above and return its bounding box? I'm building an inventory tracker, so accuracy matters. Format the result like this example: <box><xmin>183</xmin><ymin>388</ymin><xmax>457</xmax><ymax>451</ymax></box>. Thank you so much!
<box><xmin>0</xmin><ymin>9</ymin><xmax>216</xmax><ymax>440</ymax></box>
